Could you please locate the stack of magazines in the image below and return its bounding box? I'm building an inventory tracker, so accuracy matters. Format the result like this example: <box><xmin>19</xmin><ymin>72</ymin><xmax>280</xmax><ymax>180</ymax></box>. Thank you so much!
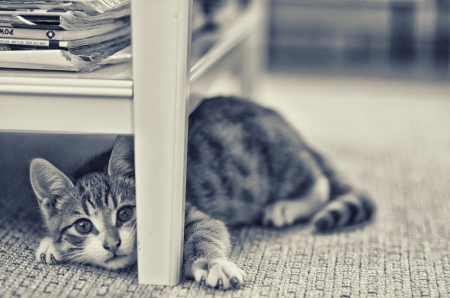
<box><xmin>0</xmin><ymin>0</ymin><xmax>131</xmax><ymax>72</ymax></box>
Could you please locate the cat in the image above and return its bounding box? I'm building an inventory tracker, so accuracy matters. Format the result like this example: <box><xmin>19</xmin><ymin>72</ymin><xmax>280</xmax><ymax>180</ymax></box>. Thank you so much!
<box><xmin>30</xmin><ymin>96</ymin><xmax>374</xmax><ymax>290</ymax></box>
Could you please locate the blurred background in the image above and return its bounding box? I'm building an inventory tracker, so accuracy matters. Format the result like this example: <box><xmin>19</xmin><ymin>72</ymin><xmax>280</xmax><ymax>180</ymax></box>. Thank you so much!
<box><xmin>268</xmin><ymin>0</ymin><xmax>450</xmax><ymax>80</ymax></box>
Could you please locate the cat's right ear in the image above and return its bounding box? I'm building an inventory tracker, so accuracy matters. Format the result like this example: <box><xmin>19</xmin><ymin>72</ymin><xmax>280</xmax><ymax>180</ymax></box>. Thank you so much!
<box><xmin>30</xmin><ymin>158</ymin><xmax>74</xmax><ymax>222</ymax></box>
<box><xmin>108</xmin><ymin>135</ymin><xmax>135</xmax><ymax>179</ymax></box>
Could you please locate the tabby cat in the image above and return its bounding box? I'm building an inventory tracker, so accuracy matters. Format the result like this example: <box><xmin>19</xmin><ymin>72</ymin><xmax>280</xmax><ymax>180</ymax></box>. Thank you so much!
<box><xmin>30</xmin><ymin>96</ymin><xmax>374</xmax><ymax>290</ymax></box>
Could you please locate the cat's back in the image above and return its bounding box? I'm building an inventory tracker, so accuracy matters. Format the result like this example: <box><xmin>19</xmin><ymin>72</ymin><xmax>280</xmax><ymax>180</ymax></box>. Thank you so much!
<box><xmin>188</xmin><ymin>96</ymin><xmax>302</xmax><ymax>144</ymax></box>
<box><xmin>188</xmin><ymin>96</ymin><xmax>305</xmax><ymax>154</ymax></box>
<box><xmin>189</xmin><ymin>96</ymin><xmax>278</xmax><ymax>132</ymax></box>
<box><xmin>186</xmin><ymin>97</ymin><xmax>311</xmax><ymax>225</ymax></box>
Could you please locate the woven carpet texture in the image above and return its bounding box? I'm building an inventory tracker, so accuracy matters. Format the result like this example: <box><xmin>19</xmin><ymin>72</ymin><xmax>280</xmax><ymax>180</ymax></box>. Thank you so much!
<box><xmin>1</xmin><ymin>73</ymin><xmax>450</xmax><ymax>297</ymax></box>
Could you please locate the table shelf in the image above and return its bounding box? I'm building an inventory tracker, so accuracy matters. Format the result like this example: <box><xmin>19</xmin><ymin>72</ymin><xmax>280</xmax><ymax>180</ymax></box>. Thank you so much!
<box><xmin>0</xmin><ymin>0</ymin><xmax>266</xmax><ymax>287</ymax></box>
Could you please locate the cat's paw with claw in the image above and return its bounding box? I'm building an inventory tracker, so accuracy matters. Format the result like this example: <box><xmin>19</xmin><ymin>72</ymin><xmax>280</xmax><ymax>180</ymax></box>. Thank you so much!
<box><xmin>35</xmin><ymin>237</ymin><xmax>60</xmax><ymax>265</ymax></box>
<box><xmin>192</xmin><ymin>258</ymin><xmax>245</xmax><ymax>290</ymax></box>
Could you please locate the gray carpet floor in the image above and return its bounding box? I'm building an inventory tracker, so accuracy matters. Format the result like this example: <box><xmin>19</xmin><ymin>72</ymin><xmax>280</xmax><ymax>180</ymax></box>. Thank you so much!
<box><xmin>1</xmin><ymin>72</ymin><xmax>450</xmax><ymax>297</ymax></box>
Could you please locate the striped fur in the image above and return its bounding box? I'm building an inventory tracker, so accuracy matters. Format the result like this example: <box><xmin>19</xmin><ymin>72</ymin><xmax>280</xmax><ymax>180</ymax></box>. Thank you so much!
<box><xmin>187</xmin><ymin>97</ymin><xmax>375</xmax><ymax>230</ymax></box>
<box><xmin>31</xmin><ymin>96</ymin><xmax>374</xmax><ymax>290</ymax></box>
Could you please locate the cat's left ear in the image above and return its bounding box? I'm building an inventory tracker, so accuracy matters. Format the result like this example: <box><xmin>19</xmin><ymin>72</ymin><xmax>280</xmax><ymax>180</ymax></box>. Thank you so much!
<box><xmin>30</xmin><ymin>158</ymin><xmax>74</xmax><ymax>231</ymax></box>
<box><xmin>108</xmin><ymin>135</ymin><xmax>135</xmax><ymax>179</ymax></box>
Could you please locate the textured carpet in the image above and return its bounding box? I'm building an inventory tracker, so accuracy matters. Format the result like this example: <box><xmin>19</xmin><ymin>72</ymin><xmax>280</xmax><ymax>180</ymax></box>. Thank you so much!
<box><xmin>1</xmin><ymin>72</ymin><xmax>450</xmax><ymax>297</ymax></box>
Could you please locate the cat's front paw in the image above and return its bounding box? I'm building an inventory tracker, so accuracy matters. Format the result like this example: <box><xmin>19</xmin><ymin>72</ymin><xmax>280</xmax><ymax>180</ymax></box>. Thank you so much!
<box><xmin>192</xmin><ymin>258</ymin><xmax>245</xmax><ymax>290</ymax></box>
<box><xmin>35</xmin><ymin>237</ymin><xmax>60</xmax><ymax>265</ymax></box>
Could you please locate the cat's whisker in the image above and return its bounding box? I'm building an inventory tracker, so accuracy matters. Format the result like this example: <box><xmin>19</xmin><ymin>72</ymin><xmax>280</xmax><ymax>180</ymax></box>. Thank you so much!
<box><xmin>64</xmin><ymin>252</ymin><xmax>86</xmax><ymax>262</ymax></box>
<box><xmin>63</xmin><ymin>249</ymin><xmax>96</xmax><ymax>264</ymax></box>
<box><xmin>71</xmin><ymin>256</ymin><xmax>93</xmax><ymax>265</ymax></box>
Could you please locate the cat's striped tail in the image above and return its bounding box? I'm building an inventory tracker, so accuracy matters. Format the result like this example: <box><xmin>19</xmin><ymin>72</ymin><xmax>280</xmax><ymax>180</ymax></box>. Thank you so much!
<box><xmin>312</xmin><ymin>191</ymin><xmax>375</xmax><ymax>233</ymax></box>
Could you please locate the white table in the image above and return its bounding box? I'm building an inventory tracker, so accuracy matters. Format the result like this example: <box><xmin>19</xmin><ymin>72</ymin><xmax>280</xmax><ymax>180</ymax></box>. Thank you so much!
<box><xmin>0</xmin><ymin>0</ymin><xmax>266</xmax><ymax>286</ymax></box>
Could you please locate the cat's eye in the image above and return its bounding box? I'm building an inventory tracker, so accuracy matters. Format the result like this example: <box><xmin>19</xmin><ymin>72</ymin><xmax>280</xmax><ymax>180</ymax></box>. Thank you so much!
<box><xmin>117</xmin><ymin>207</ymin><xmax>133</xmax><ymax>222</ymax></box>
<box><xmin>75</xmin><ymin>219</ymin><xmax>92</xmax><ymax>234</ymax></box>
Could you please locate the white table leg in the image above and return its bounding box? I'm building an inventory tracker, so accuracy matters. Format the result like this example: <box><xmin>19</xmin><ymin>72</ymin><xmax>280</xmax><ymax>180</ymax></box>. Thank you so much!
<box><xmin>242</xmin><ymin>0</ymin><xmax>268</xmax><ymax>99</ymax></box>
<box><xmin>131</xmin><ymin>0</ymin><xmax>192</xmax><ymax>285</ymax></box>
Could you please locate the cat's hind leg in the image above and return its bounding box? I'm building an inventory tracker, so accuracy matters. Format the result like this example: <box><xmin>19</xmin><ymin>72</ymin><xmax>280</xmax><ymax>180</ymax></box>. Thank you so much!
<box><xmin>263</xmin><ymin>176</ymin><xmax>330</xmax><ymax>227</ymax></box>
<box><xmin>305</xmin><ymin>147</ymin><xmax>375</xmax><ymax>232</ymax></box>
<box><xmin>312</xmin><ymin>191</ymin><xmax>375</xmax><ymax>232</ymax></box>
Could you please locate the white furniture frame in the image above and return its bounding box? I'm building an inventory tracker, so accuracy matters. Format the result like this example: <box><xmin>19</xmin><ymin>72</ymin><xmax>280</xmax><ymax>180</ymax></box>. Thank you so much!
<box><xmin>0</xmin><ymin>0</ymin><xmax>266</xmax><ymax>286</ymax></box>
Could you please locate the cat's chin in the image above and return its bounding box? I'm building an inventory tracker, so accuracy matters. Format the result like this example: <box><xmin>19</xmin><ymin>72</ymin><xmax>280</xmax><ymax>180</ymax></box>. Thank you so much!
<box><xmin>101</xmin><ymin>253</ymin><xmax>136</xmax><ymax>270</ymax></box>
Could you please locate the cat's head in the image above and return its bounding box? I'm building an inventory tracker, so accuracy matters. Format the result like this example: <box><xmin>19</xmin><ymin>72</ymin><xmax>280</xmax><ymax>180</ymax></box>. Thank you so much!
<box><xmin>30</xmin><ymin>136</ymin><xmax>137</xmax><ymax>270</ymax></box>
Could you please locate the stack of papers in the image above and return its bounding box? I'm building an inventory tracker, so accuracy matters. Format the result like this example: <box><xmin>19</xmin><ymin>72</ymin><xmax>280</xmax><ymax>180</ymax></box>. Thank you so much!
<box><xmin>0</xmin><ymin>0</ymin><xmax>131</xmax><ymax>72</ymax></box>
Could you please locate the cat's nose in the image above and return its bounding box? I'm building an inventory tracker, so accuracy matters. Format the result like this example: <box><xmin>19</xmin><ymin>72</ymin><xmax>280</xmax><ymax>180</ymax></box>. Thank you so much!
<box><xmin>103</xmin><ymin>239</ymin><xmax>121</xmax><ymax>253</ymax></box>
